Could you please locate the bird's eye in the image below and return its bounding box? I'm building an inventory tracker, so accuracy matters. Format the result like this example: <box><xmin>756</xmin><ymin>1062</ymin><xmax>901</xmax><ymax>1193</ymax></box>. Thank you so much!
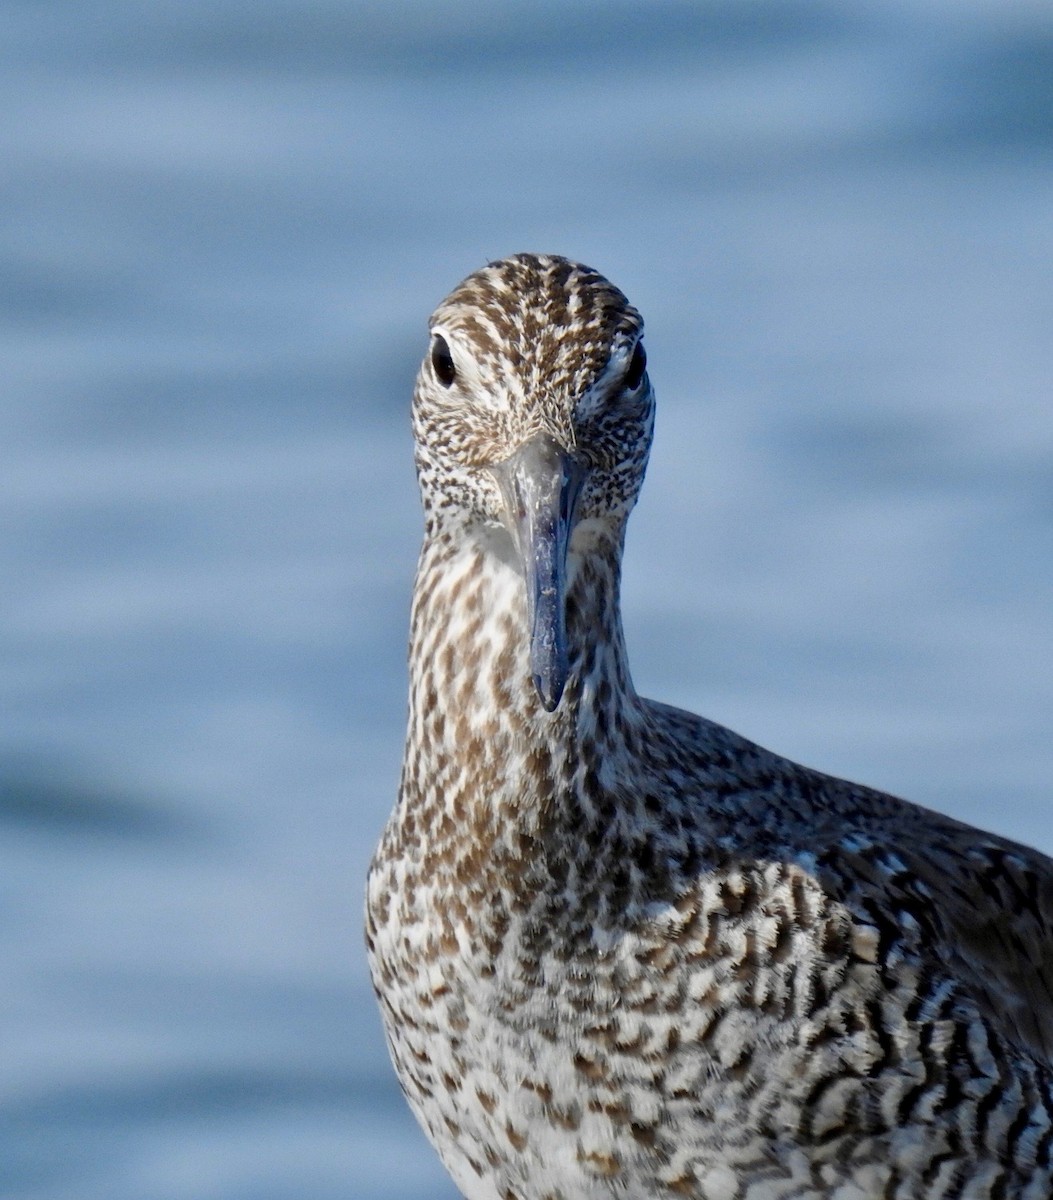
<box><xmin>431</xmin><ymin>335</ymin><xmax>456</xmax><ymax>387</ymax></box>
<box><xmin>624</xmin><ymin>341</ymin><xmax>646</xmax><ymax>391</ymax></box>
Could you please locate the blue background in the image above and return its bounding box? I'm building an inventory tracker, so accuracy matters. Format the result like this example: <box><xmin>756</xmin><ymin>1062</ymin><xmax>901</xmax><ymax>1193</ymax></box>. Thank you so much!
<box><xmin>4</xmin><ymin>2</ymin><xmax>1052</xmax><ymax>1196</ymax></box>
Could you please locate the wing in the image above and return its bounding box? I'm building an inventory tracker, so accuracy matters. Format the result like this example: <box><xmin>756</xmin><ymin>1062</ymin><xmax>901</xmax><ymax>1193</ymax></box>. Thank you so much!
<box><xmin>643</xmin><ymin>699</ymin><xmax>1053</xmax><ymax>1064</ymax></box>
<box><xmin>820</xmin><ymin>781</ymin><xmax>1053</xmax><ymax>1065</ymax></box>
<box><xmin>911</xmin><ymin>833</ymin><xmax>1053</xmax><ymax>1061</ymax></box>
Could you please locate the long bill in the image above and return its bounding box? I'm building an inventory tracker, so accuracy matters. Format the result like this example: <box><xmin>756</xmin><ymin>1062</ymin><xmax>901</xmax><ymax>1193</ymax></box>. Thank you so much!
<box><xmin>490</xmin><ymin>434</ymin><xmax>587</xmax><ymax>712</ymax></box>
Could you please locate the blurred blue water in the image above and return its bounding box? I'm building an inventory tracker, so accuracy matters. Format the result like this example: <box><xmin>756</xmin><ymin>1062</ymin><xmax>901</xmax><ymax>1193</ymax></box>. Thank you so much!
<box><xmin>3</xmin><ymin>2</ymin><xmax>1052</xmax><ymax>1196</ymax></box>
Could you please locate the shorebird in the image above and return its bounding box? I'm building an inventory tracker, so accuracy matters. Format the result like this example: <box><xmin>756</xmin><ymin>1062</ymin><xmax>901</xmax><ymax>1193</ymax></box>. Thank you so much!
<box><xmin>366</xmin><ymin>253</ymin><xmax>1053</xmax><ymax>1199</ymax></box>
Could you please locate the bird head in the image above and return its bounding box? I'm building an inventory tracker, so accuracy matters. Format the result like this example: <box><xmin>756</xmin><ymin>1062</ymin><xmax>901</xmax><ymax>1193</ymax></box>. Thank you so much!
<box><xmin>412</xmin><ymin>253</ymin><xmax>654</xmax><ymax>711</ymax></box>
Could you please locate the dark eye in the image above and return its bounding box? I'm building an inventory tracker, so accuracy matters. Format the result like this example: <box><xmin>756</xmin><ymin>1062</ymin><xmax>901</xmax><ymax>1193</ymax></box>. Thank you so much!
<box><xmin>624</xmin><ymin>341</ymin><xmax>646</xmax><ymax>391</ymax></box>
<box><xmin>431</xmin><ymin>335</ymin><xmax>456</xmax><ymax>387</ymax></box>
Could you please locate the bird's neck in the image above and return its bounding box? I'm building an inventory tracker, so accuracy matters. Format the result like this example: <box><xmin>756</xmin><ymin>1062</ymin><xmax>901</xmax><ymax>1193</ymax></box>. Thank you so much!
<box><xmin>402</xmin><ymin>520</ymin><xmax>643</xmax><ymax>813</ymax></box>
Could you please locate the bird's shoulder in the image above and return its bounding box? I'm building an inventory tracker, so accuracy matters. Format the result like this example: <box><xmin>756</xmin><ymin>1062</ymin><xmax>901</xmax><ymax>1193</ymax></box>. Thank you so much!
<box><xmin>637</xmin><ymin>698</ymin><xmax>1053</xmax><ymax>1064</ymax></box>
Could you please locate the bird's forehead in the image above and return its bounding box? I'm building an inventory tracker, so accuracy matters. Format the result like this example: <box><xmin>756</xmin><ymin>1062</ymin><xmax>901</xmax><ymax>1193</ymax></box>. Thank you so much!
<box><xmin>430</xmin><ymin>254</ymin><xmax>643</xmax><ymax>393</ymax></box>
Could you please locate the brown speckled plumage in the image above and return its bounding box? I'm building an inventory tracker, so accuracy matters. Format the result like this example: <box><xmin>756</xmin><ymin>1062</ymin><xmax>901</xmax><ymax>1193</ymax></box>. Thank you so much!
<box><xmin>366</xmin><ymin>253</ymin><xmax>1053</xmax><ymax>1199</ymax></box>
